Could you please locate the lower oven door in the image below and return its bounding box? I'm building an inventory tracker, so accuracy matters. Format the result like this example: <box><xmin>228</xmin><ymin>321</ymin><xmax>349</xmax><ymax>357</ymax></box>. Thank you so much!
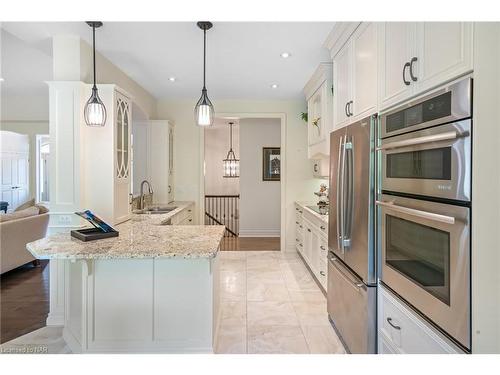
<box><xmin>380</xmin><ymin>120</ymin><xmax>471</xmax><ymax>202</ymax></box>
<box><xmin>377</xmin><ymin>194</ymin><xmax>470</xmax><ymax>350</ymax></box>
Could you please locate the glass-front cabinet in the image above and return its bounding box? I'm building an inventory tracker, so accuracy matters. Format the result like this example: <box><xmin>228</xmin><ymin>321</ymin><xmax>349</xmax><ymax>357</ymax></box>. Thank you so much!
<box><xmin>114</xmin><ymin>89</ymin><xmax>132</xmax><ymax>223</ymax></box>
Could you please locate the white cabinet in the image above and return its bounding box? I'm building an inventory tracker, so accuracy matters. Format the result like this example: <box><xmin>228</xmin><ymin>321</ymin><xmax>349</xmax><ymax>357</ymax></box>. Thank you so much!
<box><xmin>378</xmin><ymin>22</ymin><xmax>416</xmax><ymax>109</ymax></box>
<box><xmin>378</xmin><ymin>284</ymin><xmax>465</xmax><ymax>354</ymax></box>
<box><xmin>294</xmin><ymin>203</ymin><xmax>328</xmax><ymax>291</ymax></box>
<box><xmin>149</xmin><ymin>120</ymin><xmax>174</xmax><ymax>204</ymax></box>
<box><xmin>84</xmin><ymin>85</ymin><xmax>132</xmax><ymax>225</ymax></box>
<box><xmin>114</xmin><ymin>91</ymin><xmax>132</xmax><ymax>224</ymax></box>
<box><xmin>170</xmin><ymin>203</ymin><xmax>194</xmax><ymax>225</ymax></box>
<box><xmin>168</xmin><ymin>123</ymin><xmax>175</xmax><ymax>203</ymax></box>
<box><xmin>414</xmin><ymin>22</ymin><xmax>473</xmax><ymax>93</ymax></box>
<box><xmin>333</xmin><ymin>22</ymin><xmax>378</xmax><ymax>129</ymax></box>
<box><xmin>378</xmin><ymin>22</ymin><xmax>473</xmax><ymax>110</ymax></box>
<box><xmin>333</xmin><ymin>43</ymin><xmax>351</xmax><ymax>129</ymax></box>
<box><xmin>303</xmin><ymin>63</ymin><xmax>333</xmax><ymax>158</ymax></box>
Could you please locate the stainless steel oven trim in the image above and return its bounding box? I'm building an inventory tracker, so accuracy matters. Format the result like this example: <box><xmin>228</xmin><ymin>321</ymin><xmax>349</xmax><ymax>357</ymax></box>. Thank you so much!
<box><xmin>380</xmin><ymin>120</ymin><xmax>471</xmax><ymax>202</ymax></box>
<box><xmin>380</xmin><ymin>77</ymin><xmax>471</xmax><ymax>139</ymax></box>
<box><xmin>378</xmin><ymin>194</ymin><xmax>470</xmax><ymax>349</ymax></box>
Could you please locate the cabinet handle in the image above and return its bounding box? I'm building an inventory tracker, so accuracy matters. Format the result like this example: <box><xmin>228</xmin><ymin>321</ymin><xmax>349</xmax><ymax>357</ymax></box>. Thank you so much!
<box><xmin>403</xmin><ymin>62</ymin><xmax>411</xmax><ymax>86</ymax></box>
<box><xmin>189</xmin><ymin>219</ymin><xmax>192</xmax><ymax>222</ymax></box>
<box><xmin>320</xmin><ymin>245</ymin><xmax>326</xmax><ymax>251</ymax></box>
<box><xmin>299</xmin><ymin>210</ymin><xmax>303</xmax><ymax>214</ymax></box>
<box><xmin>319</xmin><ymin>271</ymin><xmax>326</xmax><ymax>276</ymax></box>
<box><xmin>387</xmin><ymin>317</ymin><xmax>401</xmax><ymax>330</ymax></box>
<box><xmin>296</xmin><ymin>207</ymin><xmax>299</xmax><ymax>211</ymax></box>
<box><xmin>307</xmin><ymin>228</ymin><xmax>312</xmax><ymax>232</ymax></box>
<box><xmin>296</xmin><ymin>221</ymin><xmax>300</xmax><ymax>224</ymax></box>
<box><xmin>320</xmin><ymin>226</ymin><xmax>326</xmax><ymax>230</ymax></box>
<box><xmin>409</xmin><ymin>57</ymin><xmax>418</xmax><ymax>82</ymax></box>
<box><xmin>299</xmin><ymin>225</ymin><xmax>303</xmax><ymax>228</ymax></box>
<box><xmin>299</xmin><ymin>243</ymin><xmax>303</xmax><ymax>247</ymax></box>
<box><xmin>348</xmin><ymin>101</ymin><xmax>353</xmax><ymax>117</ymax></box>
<box><xmin>168</xmin><ymin>185</ymin><xmax>172</xmax><ymax>194</ymax></box>
<box><xmin>345</xmin><ymin>102</ymin><xmax>349</xmax><ymax>117</ymax></box>
<box><xmin>296</xmin><ymin>238</ymin><xmax>300</xmax><ymax>242</ymax></box>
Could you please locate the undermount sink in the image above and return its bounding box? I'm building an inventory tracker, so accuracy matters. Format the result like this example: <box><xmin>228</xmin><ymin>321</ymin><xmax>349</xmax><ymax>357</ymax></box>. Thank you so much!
<box><xmin>133</xmin><ymin>206</ymin><xmax>177</xmax><ymax>215</ymax></box>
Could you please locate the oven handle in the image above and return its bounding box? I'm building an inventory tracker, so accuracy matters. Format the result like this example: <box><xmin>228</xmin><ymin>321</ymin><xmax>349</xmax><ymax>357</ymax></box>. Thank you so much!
<box><xmin>376</xmin><ymin>130</ymin><xmax>459</xmax><ymax>151</ymax></box>
<box><xmin>376</xmin><ymin>200</ymin><xmax>456</xmax><ymax>225</ymax></box>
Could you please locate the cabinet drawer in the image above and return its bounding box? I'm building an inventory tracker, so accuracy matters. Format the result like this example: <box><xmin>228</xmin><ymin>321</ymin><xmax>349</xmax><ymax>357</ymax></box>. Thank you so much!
<box><xmin>378</xmin><ymin>285</ymin><xmax>464</xmax><ymax>354</ymax></box>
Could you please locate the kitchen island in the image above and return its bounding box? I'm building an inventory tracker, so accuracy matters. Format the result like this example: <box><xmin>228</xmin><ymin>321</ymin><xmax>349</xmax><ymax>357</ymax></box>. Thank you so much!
<box><xmin>26</xmin><ymin>218</ymin><xmax>225</xmax><ymax>353</ymax></box>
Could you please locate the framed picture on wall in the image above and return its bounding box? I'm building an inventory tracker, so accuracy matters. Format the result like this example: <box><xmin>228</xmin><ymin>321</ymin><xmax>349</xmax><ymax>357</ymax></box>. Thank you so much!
<box><xmin>262</xmin><ymin>147</ymin><xmax>280</xmax><ymax>181</ymax></box>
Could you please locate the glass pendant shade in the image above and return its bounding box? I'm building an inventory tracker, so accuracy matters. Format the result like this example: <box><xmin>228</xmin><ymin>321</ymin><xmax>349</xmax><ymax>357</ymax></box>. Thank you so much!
<box><xmin>223</xmin><ymin>122</ymin><xmax>239</xmax><ymax>178</ymax></box>
<box><xmin>194</xmin><ymin>88</ymin><xmax>214</xmax><ymax>126</ymax></box>
<box><xmin>84</xmin><ymin>87</ymin><xmax>107</xmax><ymax>127</ymax></box>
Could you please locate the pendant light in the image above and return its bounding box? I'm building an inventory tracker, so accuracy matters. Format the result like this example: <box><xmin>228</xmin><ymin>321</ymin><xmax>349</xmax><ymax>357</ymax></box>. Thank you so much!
<box><xmin>223</xmin><ymin>122</ymin><xmax>239</xmax><ymax>178</ymax></box>
<box><xmin>84</xmin><ymin>21</ymin><xmax>107</xmax><ymax>127</ymax></box>
<box><xmin>194</xmin><ymin>21</ymin><xmax>215</xmax><ymax>127</ymax></box>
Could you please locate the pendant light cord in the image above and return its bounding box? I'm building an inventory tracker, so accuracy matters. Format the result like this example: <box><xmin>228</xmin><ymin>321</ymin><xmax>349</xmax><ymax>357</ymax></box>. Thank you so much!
<box><xmin>229</xmin><ymin>122</ymin><xmax>233</xmax><ymax>151</ymax></box>
<box><xmin>92</xmin><ymin>24</ymin><xmax>97</xmax><ymax>90</ymax></box>
<box><xmin>203</xmin><ymin>29</ymin><xmax>207</xmax><ymax>89</ymax></box>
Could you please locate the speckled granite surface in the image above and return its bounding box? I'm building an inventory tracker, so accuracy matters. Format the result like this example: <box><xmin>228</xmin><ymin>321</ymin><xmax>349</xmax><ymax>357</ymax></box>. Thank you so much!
<box><xmin>26</xmin><ymin>201</ymin><xmax>225</xmax><ymax>260</ymax></box>
<box><xmin>295</xmin><ymin>201</ymin><xmax>329</xmax><ymax>223</ymax></box>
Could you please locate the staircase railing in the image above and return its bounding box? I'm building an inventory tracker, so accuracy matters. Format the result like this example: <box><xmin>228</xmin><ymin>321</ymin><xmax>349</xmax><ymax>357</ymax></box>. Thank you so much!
<box><xmin>204</xmin><ymin>195</ymin><xmax>239</xmax><ymax>237</ymax></box>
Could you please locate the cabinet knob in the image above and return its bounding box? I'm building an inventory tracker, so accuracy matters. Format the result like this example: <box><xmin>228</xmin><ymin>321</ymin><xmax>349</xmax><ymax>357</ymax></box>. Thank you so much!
<box><xmin>296</xmin><ymin>221</ymin><xmax>300</xmax><ymax>224</ymax></box>
<box><xmin>307</xmin><ymin>228</ymin><xmax>312</xmax><ymax>232</ymax></box>
<box><xmin>296</xmin><ymin>207</ymin><xmax>299</xmax><ymax>211</ymax></box>
<box><xmin>319</xmin><ymin>271</ymin><xmax>326</xmax><ymax>276</ymax></box>
<box><xmin>296</xmin><ymin>238</ymin><xmax>300</xmax><ymax>242</ymax></box>
<box><xmin>299</xmin><ymin>225</ymin><xmax>303</xmax><ymax>228</ymax></box>
<box><xmin>409</xmin><ymin>57</ymin><xmax>418</xmax><ymax>82</ymax></box>
<box><xmin>299</xmin><ymin>210</ymin><xmax>303</xmax><ymax>214</ymax></box>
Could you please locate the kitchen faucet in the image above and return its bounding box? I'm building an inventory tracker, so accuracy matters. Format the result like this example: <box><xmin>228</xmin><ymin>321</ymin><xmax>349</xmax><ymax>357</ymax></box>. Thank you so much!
<box><xmin>139</xmin><ymin>180</ymin><xmax>153</xmax><ymax>210</ymax></box>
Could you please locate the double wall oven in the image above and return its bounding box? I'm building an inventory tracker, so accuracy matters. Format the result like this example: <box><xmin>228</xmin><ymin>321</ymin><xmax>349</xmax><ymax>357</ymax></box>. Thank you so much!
<box><xmin>377</xmin><ymin>77</ymin><xmax>472</xmax><ymax>351</ymax></box>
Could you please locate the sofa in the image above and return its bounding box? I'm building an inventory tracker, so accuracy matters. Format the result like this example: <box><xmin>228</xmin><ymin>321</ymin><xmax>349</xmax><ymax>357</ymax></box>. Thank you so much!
<box><xmin>0</xmin><ymin>204</ymin><xmax>50</xmax><ymax>274</ymax></box>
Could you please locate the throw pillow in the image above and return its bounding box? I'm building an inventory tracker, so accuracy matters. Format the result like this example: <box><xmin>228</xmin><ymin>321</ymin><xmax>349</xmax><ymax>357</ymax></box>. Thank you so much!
<box><xmin>0</xmin><ymin>206</ymin><xmax>40</xmax><ymax>223</ymax></box>
<box><xmin>14</xmin><ymin>198</ymin><xmax>36</xmax><ymax>212</ymax></box>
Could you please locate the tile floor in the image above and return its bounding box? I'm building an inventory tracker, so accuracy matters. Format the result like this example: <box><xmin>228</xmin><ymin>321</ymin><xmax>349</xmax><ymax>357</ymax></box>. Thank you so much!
<box><xmin>216</xmin><ymin>251</ymin><xmax>345</xmax><ymax>354</ymax></box>
<box><xmin>0</xmin><ymin>251</ymin><xmax>345</xmax><ymax>354</ymax></box>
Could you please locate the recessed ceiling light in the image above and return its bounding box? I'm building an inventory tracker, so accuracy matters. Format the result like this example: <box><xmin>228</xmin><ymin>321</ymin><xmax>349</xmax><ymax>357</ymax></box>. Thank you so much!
<box><xmin>270</xmin><ymin>84</ymin><xmax>279</xmax><ymax>89</ymax></box>
<box><xmin>280</xmin><ymin>52</ymin><xmax>291</xmax><ymax>58</ymax></box>
<box><xmin>169</xmin><ymin>77</ymin><xmax>176</xmax><ymax>82</ymax></box>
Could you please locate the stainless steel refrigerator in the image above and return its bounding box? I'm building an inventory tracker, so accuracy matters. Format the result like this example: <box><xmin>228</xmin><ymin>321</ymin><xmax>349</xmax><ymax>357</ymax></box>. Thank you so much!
<box><xmin>327</xmin><ymin>114</ymin><xmax>377</xmax><ymax>354</ymax></box>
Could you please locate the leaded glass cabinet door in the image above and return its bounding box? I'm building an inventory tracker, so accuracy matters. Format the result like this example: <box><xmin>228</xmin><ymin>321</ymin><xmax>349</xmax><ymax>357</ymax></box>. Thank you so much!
<box><xmin>114</xmin><ymin>90</ymin><xmax>132</xmax><ymax>223</ymax></box>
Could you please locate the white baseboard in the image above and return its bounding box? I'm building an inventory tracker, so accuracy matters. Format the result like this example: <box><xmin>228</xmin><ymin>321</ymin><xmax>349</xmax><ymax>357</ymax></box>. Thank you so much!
<box><xmin>239</xmin><ymin>229</ymin><xmax>280</xmax><ymax>237</ymax></box>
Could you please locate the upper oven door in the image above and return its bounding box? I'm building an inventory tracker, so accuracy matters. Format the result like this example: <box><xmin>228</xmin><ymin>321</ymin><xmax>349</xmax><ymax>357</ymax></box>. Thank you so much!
<box><xmin>379</xmin><ymin>120</ymin><xmax>471</xmax><ymax>202</ymax></box>
<box><xmin>380</xmin><ymin>78</ymin><xmax>471</xmax><ymax>139</ymax></box>
<box><xmin>377</xmin><ymin>194</ymin><xmax>470</xmax><ymax>350</ymax></box>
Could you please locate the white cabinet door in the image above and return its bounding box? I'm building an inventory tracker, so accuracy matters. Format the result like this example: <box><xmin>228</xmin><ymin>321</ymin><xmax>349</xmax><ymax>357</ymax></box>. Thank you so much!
<box><xmin>378</xmin><ymin>22</ymin><xmax>416</xmax><ymax>110</ymax></box>
<box><xmin>168</xmin><ymin>123</ymin><xmax>175</xmax><ymax>202</ymax></box>
<box><xmin>333</xmin><ymin>43</ymin><xmax>352</xmax><ymax>129</ymax></box>
<box><xmin>352</xmin><ymin>22</ymin><xmax>378</xmax><ymax>120</ymax></box>
<box><xmin>414</xmin><ymin>22</ymin><xmax>473</xmax><ymax>93</ymax></box>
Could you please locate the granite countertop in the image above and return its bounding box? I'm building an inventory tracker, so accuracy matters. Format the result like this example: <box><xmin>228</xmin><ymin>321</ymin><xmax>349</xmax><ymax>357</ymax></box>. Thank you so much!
<box><xmin>26</xmin><ymin>201</ymin><xmax>226</xmax><ymax>260</ymax></box>
<box><xmin>295</xmin><ymin>201</ymin><xmax>329</xmax><ymax>223</ymax></box>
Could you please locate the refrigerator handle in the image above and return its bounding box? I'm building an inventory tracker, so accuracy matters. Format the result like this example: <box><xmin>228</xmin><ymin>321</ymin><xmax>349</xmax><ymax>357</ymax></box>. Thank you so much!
<box><xmin>343</xmin><ymin>136</ymin><xmax>354</xmax><ymax>249</ymax></box>
<box><xmin>338</xmin><ymin>135</ymin><xmax>347</xmax><ymax>252</ymax></box>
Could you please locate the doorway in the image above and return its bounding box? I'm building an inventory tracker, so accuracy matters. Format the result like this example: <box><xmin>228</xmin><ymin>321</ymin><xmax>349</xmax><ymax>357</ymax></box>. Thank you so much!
<box><xmin>203</xmin><ymin>116</ymin><xmax>283</xmax><ymax>251</ymax></box>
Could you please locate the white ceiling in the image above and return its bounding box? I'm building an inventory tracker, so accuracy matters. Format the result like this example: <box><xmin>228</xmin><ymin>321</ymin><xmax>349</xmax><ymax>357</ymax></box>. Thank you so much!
<box><xmin>1</xmin><ymin>22</ymin><xmax>334</xmax><ymax>100</ymax></box>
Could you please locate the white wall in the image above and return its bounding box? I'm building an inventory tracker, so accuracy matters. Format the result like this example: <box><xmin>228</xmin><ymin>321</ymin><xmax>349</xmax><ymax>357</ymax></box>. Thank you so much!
<box><xmin>239</xmin><ymin>118</ymin><xmax>280</xmax><ymax>237</ymax></box>
<box><xmin>0</xmin><ymin>121</ymin><xmax>49</xmax><ymax>200</ymax></box>
<box><xmin>471</xmin><ymin>22</ymin><xmax>500</xmax><ymax>353</ymax></box>
<box><xmin>204</xmin><ymin>125</ymin><xmax>240</xmax><ymax>196</ymax></box>
<box><xmin>156</xmin><ymin>99</ymin><xmax>318</xmax><ymax>251</ymax></box>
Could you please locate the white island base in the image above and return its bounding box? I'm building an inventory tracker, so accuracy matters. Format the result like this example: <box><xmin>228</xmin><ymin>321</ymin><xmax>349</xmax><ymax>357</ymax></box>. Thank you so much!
<box><xmin>62</xmin><ymin>257</ymin><xmax>220</xmax><ymax>353</ymax></box>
